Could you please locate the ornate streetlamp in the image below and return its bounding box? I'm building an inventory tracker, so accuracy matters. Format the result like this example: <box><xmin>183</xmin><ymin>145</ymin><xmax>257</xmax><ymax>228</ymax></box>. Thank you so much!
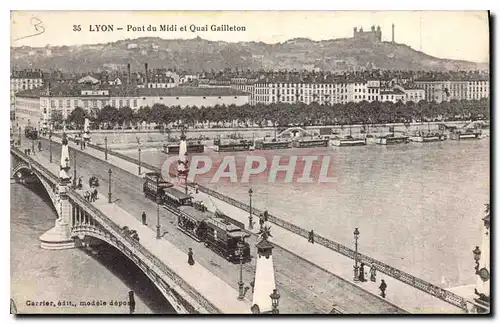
<box><xmin>156</xmin><ymin>176</ymin><xmax>161</xmax><ymax>239</ymax></box>
<box><xmin>248</xmin><ymin>188</ymin><xmax>254</xmax><ymax>230</ymax></box>
<box><xmin>72</xmin><ymin>150</ymin><xmax>77</xmax><ymax>187</ymax></box>
<box><xmin>138</xmin><ymin>147</ymin><xmax>142</xmax><ymax>175</ymax></box>
<box><xmin>105</xmin><ymin>136</ymin><xmax>108</xmax><ymax>160</ymax></box>
<box><xmin>108</xmin><ymin>168</ymin><xmax>112</xmax><ymax>203</ymax></box>
<box><xmin>353</xmin><ymin>228</ymin><xmax>360</xmax><ymax>282</ymax></box>
<box><xmin>270</xmin><ymin>289</ymin><xmax>280</xmax><ymax>314</ymax></box>
<box><xmin>18</xmin><ymin>127</ymin><xmax>21</xmax><ymax>146</ymax></box>
<box><xmin>473</xmin><ymin>246</ymin><xmax>481</xmax><ymax>274</ymax></box>
<box><xmin>183</xmin><ymin>152</ymin><xmax>189</xmax><ymax>195</ymax></box>
<box><xmin>237</xmin><ymin>236</ymin><xmax>246</xmax><ymax>300</ymax></box>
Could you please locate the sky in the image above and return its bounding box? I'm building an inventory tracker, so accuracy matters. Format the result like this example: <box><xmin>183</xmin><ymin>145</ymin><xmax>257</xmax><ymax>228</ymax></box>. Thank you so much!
<box><xmin>10</xmin><ymin>11</ymin><xmax>490</xmax><ymax>63</ymax></box>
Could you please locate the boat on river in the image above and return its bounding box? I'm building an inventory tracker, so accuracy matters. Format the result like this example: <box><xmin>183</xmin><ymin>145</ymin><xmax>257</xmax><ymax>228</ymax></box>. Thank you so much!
<box><xmin>409</xmin><ymin>131</ymin><xmax>446</xmax><ymax>143</ymax></box>
<box><xmin>330</xmin><ymin>136</ymin><xmax>367</xmax><ymax>147</ymax></box>
<box><xmin>449</xmin><ymin>129</ymin><xmax>483</xmax><ymax>140</ymax></box>
<box><xmin>376</xmin><ymin>135</ymin><xmax>410</xmax><ymax>145</ymax></box>
<box><xmin>214</xmin><ymin>138</ymin><xmax>252</xmax><ymax>152</ymax></box>
<box><xmin>255</xmin><ymin>139</ymin><xmax>293</xmax><ymax>150</ymax></box>
<box><xmin>292</xmin><ymin>138</ymin><xmax>329</xmax><ymax>148</ymax></box>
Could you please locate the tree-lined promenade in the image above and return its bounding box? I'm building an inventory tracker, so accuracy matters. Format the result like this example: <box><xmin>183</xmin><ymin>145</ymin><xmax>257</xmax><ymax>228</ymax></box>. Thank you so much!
<box><xmin>56</xmin><ymin>98</ymin><xmax>489</xmax><ymax>130</ymax></box>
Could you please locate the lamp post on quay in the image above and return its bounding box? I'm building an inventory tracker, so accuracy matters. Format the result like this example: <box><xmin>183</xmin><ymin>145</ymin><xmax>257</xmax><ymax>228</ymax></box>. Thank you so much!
<box><xmin>353</xmin><ymin>228</ymin><xmax>360</xmax><ymax>282</ymax></box>
<box><xmin>270</xmin><ymin>289</ymin><xmax>280</xmax><ymax>314</ymax></box>
<box><xmin>473</xmin><ymin>246</ymin><xmax>481</xmax><ymax>274</ymax></box>
<box><xmin>236</xmin><ymin>236</ymin><xmax>246</xmax><ymax>300</ymax></box>
<box><xmin>72</xmin><ymin>150</ymin><xmax>77</xmax><ymax>188</ymax></box>
<box><xmin>156</xmin><ymin>176</ymin><xmax>161</xmax><ymax>239</ymax></box>
<box><xmin>183</xmin><ymin>152</ymin><xmax>189</xmax><ymax>195</ymax></box>
<box><xmin>49</xmin><ymin>130</ymin><xmax>53</xmax><ymax>163</ymax></box>
<box><xmin>248</xmin><ymin>188</ymin><xmax>254</xmax><ymax>230</ymax></box>
<box><xmin>138</xmin><ymin>147</ymin><xmax>142</xmax><ymax>175</ymax></box>
<box><xmin>108</xmin><ymin>169</ymin><xmax>112</xmax><ymax>203</ymax></box>
<box><xmin>105</xmin><ymin>136</ymin><xmax>108</xmax><ymax>160</ymax></box>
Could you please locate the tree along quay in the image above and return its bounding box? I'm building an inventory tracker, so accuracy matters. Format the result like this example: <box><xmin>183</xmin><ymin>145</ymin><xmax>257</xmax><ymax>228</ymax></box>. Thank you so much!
<box><xmin>49</xmin><ymin>98</ymin><xmax>489</xmax><ymax>133</ymax></box>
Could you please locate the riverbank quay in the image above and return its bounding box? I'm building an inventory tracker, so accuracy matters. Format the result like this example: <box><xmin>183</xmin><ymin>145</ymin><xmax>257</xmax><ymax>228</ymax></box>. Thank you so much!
<box><xmin>39</xmin><ymin>135</ymin><xmax>474</xmax><ymax>313</ymax></box>
<box><xmin>51</xmin><ymin>120</ymin><xmax>477</xmax><ymax>145</ymax></box>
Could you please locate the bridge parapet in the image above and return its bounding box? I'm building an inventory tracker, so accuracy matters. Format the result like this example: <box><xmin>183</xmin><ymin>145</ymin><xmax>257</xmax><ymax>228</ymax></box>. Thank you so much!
<box><xmin>66</xmin><ymin>191</ymin><xmax>220</xmax><ymax>314</ymax></box>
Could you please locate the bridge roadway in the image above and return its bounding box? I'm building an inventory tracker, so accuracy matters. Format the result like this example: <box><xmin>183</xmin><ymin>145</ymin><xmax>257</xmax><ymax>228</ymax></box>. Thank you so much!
<box><xmin>20</xmin><ymin>135</ymin><xmax>406</xmax><ymax>314</ymax></box>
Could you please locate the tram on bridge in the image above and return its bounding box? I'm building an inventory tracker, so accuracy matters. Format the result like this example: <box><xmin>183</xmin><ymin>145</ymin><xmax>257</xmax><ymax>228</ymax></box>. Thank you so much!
<box><xmin>24</xmin><ymin>126</ymin><xmax>38</xmax><ymax>140</ymax></box>
<box><xmin>142</xmin><ymin>172</ymin><xmax>251</xmax><ymax>263</ymax></box>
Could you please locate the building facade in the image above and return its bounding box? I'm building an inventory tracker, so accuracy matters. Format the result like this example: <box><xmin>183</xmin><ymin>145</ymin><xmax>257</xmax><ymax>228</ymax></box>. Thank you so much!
<box><xmin>14</xmin><ymin>85</ymin><xmax>250</xmax><ymax>129</ymax></box>
<box><xmin>415</xmin><ymin>78</ymin><xmax>489</xmax><ymax>103</ymax></box>
<box><xmin>10</xmin><ymin>69</ymin><xmax>45</xmax><ymax>112</ymax></box>
<box><xmin>379</xmin><ymin>89</ymin><xmax>406</xmax><ymax>103</ymax></box>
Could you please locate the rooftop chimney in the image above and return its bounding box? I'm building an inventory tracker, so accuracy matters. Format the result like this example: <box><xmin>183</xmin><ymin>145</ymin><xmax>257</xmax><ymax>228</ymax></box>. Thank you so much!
<box><xmin>144</xmin><ymin>63</ymin><xmax>149</xmax><ymax>88</ymax></box>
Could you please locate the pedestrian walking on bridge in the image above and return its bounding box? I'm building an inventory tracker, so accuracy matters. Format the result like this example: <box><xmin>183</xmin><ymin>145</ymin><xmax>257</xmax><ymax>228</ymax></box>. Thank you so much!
<box><xmin>369</xmin><ymin>264</ymin><xmax>377</xmax><ymax>282</ymax></box>
<box><xmin>379</xmin><ymin>279</ymin><xmax>387</xmax><ymax>298</ymax></box>
<box><xmin>142</xmin><ymin>211</ymin><xmax>147</xmax><ymax>225</ymax></box>
<box><xmin>308</xmin><ymin>230</ymin><xmax>315</xmax><ymax>244</ymax></box>
<box><xmin>188</xmin><ymin>248</ymin><xmax>195</xmax><ymax>266</ymax></box>
<box><xmin>38</xmin><ymin>141</ymin><xmax>42</xmax><ymax>152</ymax></box>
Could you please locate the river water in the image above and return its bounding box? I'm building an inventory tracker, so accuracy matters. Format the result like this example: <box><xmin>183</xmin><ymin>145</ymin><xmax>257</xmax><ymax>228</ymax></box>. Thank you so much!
<box><xmin>10</xmin><ymin>182</ymin><xmax>174</xmax><ymax>314</ymax></box>
<box><xmin>129</xmin><ymin>139</ymin><xmax>490</xmax><ymax>289</ymax></box>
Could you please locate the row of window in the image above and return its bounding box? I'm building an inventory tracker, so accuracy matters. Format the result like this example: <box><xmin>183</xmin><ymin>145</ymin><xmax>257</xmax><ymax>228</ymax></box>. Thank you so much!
<box><xmin>255</xmin><ymin>83</ymin><xmax>365</xmax><ymax>89</ymax></box>
<box><xmin>43</xmin><ymin>96</ymin><xmax>246</xmax><ymax>110</ymax></box>
<box><xmin>11</xmin><ymin>79</ymin><xmax>43</xmax><ymax>84</ymax></box>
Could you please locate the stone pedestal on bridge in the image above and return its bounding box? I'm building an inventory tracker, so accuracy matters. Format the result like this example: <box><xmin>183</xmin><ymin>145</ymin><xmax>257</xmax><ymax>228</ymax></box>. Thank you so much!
<box><xmin>39</xmin><ymin>185</ymin><xmax>75</xmax><ymax>250</ymax></box>
<box><xmin>39</xmin><ymin>132</ymin><xmax>76</xmax><ymax>250</ymax></box>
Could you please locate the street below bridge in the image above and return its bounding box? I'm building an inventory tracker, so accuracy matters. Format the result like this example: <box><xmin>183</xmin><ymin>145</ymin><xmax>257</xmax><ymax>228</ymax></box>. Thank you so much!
<box><xmin>17</xmin><ymin>136</ymin><xmax>405</xmax><ymax>314</ymax></box>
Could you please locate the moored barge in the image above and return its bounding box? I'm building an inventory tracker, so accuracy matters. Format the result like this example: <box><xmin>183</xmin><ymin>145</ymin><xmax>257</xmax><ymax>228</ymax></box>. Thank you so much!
<box><xmin>331</xmin><ymin>136</ymin><xmax>367</xmax><ymax>147</ymax></box>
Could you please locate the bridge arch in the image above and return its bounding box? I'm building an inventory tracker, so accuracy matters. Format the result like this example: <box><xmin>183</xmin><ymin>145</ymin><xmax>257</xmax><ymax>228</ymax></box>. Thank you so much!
<box><xmin>71</xmin><ymin>227</ymin><xmax>190</xmax><ymax>314</ymax></box>
<box><xmin>12</xmin><ymin>161</ymin><xmax>59</xmax><ymax>214</ymax></box>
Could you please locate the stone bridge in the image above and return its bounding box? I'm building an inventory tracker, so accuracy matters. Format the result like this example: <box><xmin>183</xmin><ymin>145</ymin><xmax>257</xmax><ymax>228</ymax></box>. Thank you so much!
<box><xmin>11</xmin><ymin>147</ymin><xmax>220</xmax><ymax>314</ymax></box>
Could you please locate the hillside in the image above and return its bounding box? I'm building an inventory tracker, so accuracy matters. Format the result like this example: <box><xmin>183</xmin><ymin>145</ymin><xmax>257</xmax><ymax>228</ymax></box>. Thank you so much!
<box><xmin>10</xmin><ymin>36</ymin><xmax>487</xmax><ymax>73</ymax></box>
